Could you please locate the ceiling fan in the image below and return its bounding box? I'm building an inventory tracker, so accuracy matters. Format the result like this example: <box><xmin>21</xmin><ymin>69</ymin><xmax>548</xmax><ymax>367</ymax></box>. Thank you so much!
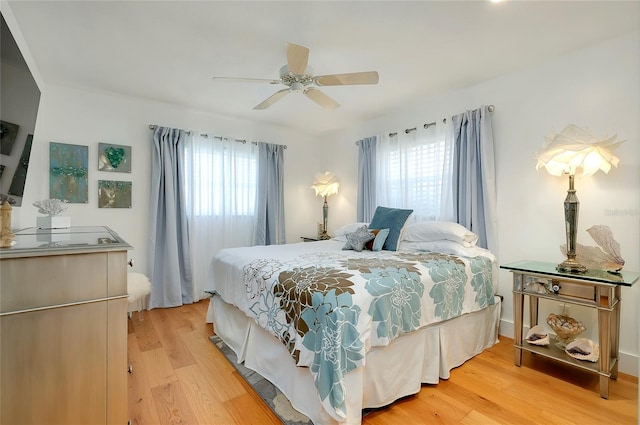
<box><xmin>212</xmin><ymin>42</ymin><xmax>379</xmax><ymax>110</ymax></box>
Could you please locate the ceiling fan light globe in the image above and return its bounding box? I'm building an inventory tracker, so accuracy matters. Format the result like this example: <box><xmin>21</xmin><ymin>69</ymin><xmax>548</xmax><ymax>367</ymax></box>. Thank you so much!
<box><xmin>290</xmin><ymin>82</ymin><xmax>304</xmax><ymax>92</ymax></box>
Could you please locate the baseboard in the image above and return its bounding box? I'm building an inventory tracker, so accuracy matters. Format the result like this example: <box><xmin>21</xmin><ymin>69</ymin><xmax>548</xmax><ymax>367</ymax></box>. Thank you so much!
<box><xmin>498</xmin><ymin>318</ymin><xmax>638</xmax><ymax>377</ymax></box>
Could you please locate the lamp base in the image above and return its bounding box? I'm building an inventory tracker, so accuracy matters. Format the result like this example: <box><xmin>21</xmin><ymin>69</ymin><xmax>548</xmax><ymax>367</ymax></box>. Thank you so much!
<box><xmin>556</xmin><ymin>258</ymin><xmax>587</xmax><ymax>274</ymax></box>
<box><xmin>318</xmin><ymin>232</ymin><xmax>331</xmax><ymax>240</ymax></box>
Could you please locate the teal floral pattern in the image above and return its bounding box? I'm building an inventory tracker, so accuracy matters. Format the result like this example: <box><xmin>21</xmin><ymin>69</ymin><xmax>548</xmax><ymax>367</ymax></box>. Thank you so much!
<box><xmin>426</xmin><ymin>255</ymin><xmax>468</xmax><ymax>320</ymax></box>
<box><xmin>469</xmin><ymin>256</ymin><xmax>495</xmax><ymax>307</ymax></box>
<box><xmin>274</xmin><ymin>267</ymin><xmax>354</xmax><ymax>342</ymax></box>
<box><xmin>300</xmin><ymin>290</ymin><xmax>364</xmax><ymax>417</ymax></box>
<box><xmin>238</xmin><ymin>248</ymin><xmax>495</xmax><ymax>419</ymax></box>
<box><xmin>362</xmin><ymin>267</ymin><xmax>424</xmax><ymax>340</ymax></box>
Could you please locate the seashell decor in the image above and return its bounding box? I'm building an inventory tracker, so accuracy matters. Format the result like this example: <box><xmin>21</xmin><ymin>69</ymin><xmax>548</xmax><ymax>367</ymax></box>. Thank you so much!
<box><xmin>525</xmin><ymin>325</ymin><xmax>549</xmax><ymax>346</ymax></box>
<box><xmin>565</xmin><ymin>338</ymin><xmax>599</xmax><ymax>362</ymax></box>
<box><xmin>547</xmin><ymin>313</ymin><xmax>585</xmax><ymax>349</ymax></box>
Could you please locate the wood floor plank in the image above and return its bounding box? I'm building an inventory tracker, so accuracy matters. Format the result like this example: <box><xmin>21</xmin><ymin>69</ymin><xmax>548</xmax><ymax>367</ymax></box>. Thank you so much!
<box><xmin>222</xmin><ymin>393</ymin><xmax>282</xmax><ymax>425</ymax></box>
<box><xmin>151</xmin><ymin>380</ymin><xmax>199</xmax><ymax>425</ymax></box>
<box><xmin>414</xmin><ymin>385</ymin><xmax>475</xmax><ymax>423</ymax></box>
<box><xmin>174</xmin><ymin>363</ymin><xmax>238</xmax><ymax>424</ymax></box>
<box><xmin>128</xmin><ymin>301</ymin><xmax>639</xmax><ymax>425</ymax></box>
<box><xmin>461</xmin><ymin>409</ymin><xmax>504</xmax><ymax>425</ymax></box>
<box><xmin>184</xmin><ymin>300</ymin><xmax>214</xmax><ymax>339</ymax></box>
<box><xmin>127</xmin><ymin>333</ymin><xmax>162</xmax><ymax>425</ymax></box>
<box><xmin>147</xmin><ymin>307</ymin><xmax>196</xmax><ymax>370</ymax></box>
<box><xmin>178</xmin><ymin>326</ymin><xmax>247</xmax><ymax>402</ymax></box>
<box><xmin>131</xmin><ymin>310</ymin><xmax>162</xmax><ymax>352</ymax></box>
<box><xmin>141</xmin><ymin>347</ymin><xmax>178</xmax><ymax>389</ymax></box>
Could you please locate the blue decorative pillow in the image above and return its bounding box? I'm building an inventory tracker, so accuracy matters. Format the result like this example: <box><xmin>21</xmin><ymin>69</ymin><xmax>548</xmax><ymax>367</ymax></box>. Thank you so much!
<box><xmin>368</xmin><ymin>206</ymin><xmax>413</xmax><ymax>251</ymax></box>
<box><xmin>342</xmin><ymin>225</ymin><xmax>375</xmax><ymax>252</ymax></box>
<box><xmin>365</xmin><ymin>228</ymin><xmax>390</xmax><ymax>251</ymax></box>
<box><xmin>371</xmin><ymin>228</ymin><xmax>390</xmax><ymax>251</ymax></box>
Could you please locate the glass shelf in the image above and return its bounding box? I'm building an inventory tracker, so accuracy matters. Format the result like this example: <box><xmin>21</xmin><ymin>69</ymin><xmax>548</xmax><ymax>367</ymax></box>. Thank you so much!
<box><xmin>501</xmin><ymin>260</ymin><xmax>638</xmax><ymax>287</ymax></box>
<box><xmin>0</xmin><ymin>226</ymin><xmax>131</xmax><ymax>257</ymax></box>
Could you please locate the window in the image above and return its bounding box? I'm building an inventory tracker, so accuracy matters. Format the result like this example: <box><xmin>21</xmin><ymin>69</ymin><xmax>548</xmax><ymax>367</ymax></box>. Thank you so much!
<box><xmin>184</xmin><ymin>137</ymin><xmax>258</xmax><ymax>217</ymax></box>
<box><xmin>377</xmin><ymin>124</ymin><xmax>452</xmax><ymax>221</ymax></box>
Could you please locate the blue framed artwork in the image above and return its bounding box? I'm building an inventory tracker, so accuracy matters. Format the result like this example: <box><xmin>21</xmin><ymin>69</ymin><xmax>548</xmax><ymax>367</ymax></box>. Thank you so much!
<box><xmin>98</xmin><ymin>142</ymin><xmax>131</xmax><ymax>173</ymax></box>
<box><xmin>49</xmin><ymin>142</ymin><xmax>88</xmax><ymax>203</ymax></box>
<box><xmin>98</xmin><ymin>180</ymin><xmax>132</xmax><ymax>208</ymax></box>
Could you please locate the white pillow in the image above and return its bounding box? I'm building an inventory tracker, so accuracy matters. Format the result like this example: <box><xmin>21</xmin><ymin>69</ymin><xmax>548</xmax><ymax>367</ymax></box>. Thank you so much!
<box><xmin>398</xmin><ymin>241</ymin><xmax>496</xmax><ymax>265</ymax></box>
<box><xmin>334</xmin><ymin>222</ymin><xmax>370</xmax><ymax>237</ymax></box>
<box><xmin>401</xmin><ymin>221</ymin><xmax>479</xmax><ymax>247</ymax></box>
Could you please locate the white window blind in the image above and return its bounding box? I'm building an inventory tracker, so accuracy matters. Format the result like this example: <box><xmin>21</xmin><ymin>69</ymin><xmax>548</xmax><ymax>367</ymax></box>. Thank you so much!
<box><xmin>184</xmin><ymin>137</ymin><xmax>257</xmax><ymax>217</ymax></box>
<box><xmin>377</xmin><ymin>122</ymin><xmax>453</xmax><ymax>221</ymax></box>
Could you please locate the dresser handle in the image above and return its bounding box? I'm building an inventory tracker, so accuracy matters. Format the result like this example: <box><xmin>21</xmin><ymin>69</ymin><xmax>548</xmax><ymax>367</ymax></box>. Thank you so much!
<box><xmin>128</xmin><ymin>259</ymin><xmax>134</xmax><ymax>268</ymax></box>
<box><xmin>551</xmin><ymin>284</ymin><xmax>561</xmax><ymax>293</ymax></box>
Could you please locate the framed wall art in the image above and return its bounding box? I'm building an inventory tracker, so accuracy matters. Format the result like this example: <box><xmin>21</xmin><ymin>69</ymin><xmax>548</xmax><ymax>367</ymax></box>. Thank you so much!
<box><xmin>98</xmin><ymin>180</ymin><xmax>132</xmax><ymax>208</ymax></box>
<box><xmin>50</xmin><ymin>142</ymin><xmax>88</xmax><ymax>203</ymax></box>
<box><xmin>98</xmin><ymin>142</ymin><xmax>131</xmax><ymax>173</ymax></box>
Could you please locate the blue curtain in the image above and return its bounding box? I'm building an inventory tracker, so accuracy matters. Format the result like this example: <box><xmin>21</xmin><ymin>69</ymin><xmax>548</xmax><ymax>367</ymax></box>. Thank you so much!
<box><xmin>451</xmin><ymin>105</ymin><xmax>498</xmax><ymax>251</ymax></box>
<box><xmin>356</xmin><ymin>136</ymin><xmax>377</xmax><ymax>222</ymax></box>
<box><xmin>254</xmin><ymin>142</ymin><xmax>286</xmax><ymax>245</ymax></box>
<box><xmin>148</xmin><ymin>126</ymin><xmax>193</xmax><ymax>308</ymax></box>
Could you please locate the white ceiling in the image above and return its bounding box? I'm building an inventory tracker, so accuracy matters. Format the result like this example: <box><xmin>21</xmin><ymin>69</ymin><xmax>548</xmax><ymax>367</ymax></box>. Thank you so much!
<box><xmin>7</xmin><ymin>1</ymin><xmax>640</xmax><ymax>135</ymax></box>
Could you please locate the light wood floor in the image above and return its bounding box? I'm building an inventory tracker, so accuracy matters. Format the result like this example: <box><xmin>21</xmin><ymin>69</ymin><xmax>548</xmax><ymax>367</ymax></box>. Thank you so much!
<box><xmin>127</xmin><ymin>300</ymin><xmax>638</xmax><ymax>425</ymax></box>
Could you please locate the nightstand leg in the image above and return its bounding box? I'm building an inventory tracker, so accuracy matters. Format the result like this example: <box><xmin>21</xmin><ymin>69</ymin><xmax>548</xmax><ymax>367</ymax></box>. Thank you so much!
<box><xmin>597</xmin><ymin>307</ymin><xmax>611</xmax><ymax>399</ymax></box>
<box><xmin>529</xmin><ymin>297</ymin><xmax>539</xmax><ymax>327</ymax></box>
<box><xmin>513</xmin><ymin>284</ymin><xmax>524</xmax><ymax>367</ymax></box>
<box><xmin>610</xmin><ymin>294</ymin><xmax>621</xmax><ymax>380</ymax></box>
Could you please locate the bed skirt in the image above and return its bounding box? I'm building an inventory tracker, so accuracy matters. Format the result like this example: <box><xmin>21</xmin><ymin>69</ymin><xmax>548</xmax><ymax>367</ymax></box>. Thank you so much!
<box><xmin>207</xmin><ymin>294</ymin><xmax>501</xmax><ymax>425</ymax></box>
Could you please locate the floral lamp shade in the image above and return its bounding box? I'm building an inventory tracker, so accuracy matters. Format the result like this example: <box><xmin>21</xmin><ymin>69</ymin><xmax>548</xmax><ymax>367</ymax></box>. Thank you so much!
<box><xmin>536</xmin><ymin>124</ymin><xmax>623</xmax><ymax>177</ymax></box>
<box><xmin>311</xmin><ymin>171</ymin><xmax>340</xmax><ymax>197</ymax></box>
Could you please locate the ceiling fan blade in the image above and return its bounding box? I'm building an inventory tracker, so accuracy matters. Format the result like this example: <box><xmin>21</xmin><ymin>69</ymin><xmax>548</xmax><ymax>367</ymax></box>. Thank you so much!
<box><xmin>304</xmin><ymin>88</ymin><xmax>340</xmax><ymax>110</ymax></box>
<box><xmin>253</xmin><ymin>89</ymin><xmax>290</xmax><ymax>110</ymax></box>
<box><xmin>212</xmin><ymin>76</ymin><xmax>280</xmax><ymax>84</ymax></box>
<box><xmin>285</xmin><ymin>42</ymin><xmax>309</xmax><ymax>75</ymax></box>
<box><xmin>314</xmin><ymin>71</ymin><xmax>379</xmax><ymax>86</ymax></box>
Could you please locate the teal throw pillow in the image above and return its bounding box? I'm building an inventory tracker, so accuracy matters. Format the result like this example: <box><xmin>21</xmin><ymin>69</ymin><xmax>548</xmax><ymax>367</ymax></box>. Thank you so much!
<box><xmin>368</xmin><ymin>206</ymin><xmax>414</xmax><ymax>251</ymax></box>
<box><xmin>342</xmin><ymin>225</ymin><xmax>375</xmax><ymax>252</ymax></box>
<box><xmin>371</xmin><ymin>228</ymin><xmax>390</xmax><ymax>251</ymax></box>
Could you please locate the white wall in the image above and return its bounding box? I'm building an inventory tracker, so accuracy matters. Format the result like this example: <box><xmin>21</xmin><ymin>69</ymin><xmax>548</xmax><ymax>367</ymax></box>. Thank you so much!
<box><xmin>14</xmin><ymin>84</ymin><xmax>320</xmax><ymax>274</ymax></box>
<box><xmin>320</xmin><ymin>31</ymin><xmax>640</xmax><ymax>376</ymax></box>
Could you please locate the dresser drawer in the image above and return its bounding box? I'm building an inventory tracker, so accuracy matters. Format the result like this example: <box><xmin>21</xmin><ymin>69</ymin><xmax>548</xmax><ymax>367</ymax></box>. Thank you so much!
<box><xmin>0</xmin><ymin>252</ymin><xmax>108</xmax><ymax>313</ymax></box>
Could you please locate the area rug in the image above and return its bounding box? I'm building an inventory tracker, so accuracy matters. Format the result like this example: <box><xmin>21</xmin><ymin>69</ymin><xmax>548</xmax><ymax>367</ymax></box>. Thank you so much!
<box><xmin>210</xmin><ymin>335</ymin><xmax>312</xmax><ymax>424</ymax></box>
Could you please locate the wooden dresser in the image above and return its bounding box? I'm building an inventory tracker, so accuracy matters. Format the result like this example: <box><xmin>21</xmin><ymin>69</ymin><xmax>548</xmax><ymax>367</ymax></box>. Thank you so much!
<box><xmin>0</xmin><ymin>226</ymin><xmax>131</xmax><ymax>425</ymax></box>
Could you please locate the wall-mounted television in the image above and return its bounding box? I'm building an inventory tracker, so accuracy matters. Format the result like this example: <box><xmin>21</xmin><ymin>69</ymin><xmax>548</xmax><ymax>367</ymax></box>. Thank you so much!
<box><xmin>1</xmin><ymin>12</ymin><xmax>41</xmax><ymax>207</ymax></box>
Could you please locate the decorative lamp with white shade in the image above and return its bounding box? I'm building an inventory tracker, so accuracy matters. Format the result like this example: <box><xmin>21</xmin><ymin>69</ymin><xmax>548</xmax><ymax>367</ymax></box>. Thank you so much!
<box><xmin>311</xmin><ymin>171</ymin><xmax>340</xmax><ymax>240</ymax></box>
<box><xmin>536</xmin><ymin>124</ymin><xmax>623</xmax><ymax>273</ymax></box>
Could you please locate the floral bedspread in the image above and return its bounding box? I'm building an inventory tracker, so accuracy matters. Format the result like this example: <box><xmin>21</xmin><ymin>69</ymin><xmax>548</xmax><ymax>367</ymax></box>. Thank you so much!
<box><xmin>225</xmin><ymin>247</ymin><xmax>495</xmax><ymax>421</ymax></box>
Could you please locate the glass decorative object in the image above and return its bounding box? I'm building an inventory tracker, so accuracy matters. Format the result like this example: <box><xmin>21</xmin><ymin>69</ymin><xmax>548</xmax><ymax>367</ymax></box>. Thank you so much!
<box><xmin>547</xmin><ymin>311</ymin><xmax>586</xmax><ymax>349</ymax></box>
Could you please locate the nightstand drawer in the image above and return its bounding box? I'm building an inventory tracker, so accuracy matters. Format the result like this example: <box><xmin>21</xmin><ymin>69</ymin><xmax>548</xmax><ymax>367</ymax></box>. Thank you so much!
<box><xmin>554</xmin><ymin>279</ymin><xmax>596</xmax><ymax>301</ymax></box>
<box><xmin>523</xmin><ymin>276</ymin><xmax>595</xmax><ymax>302</ymax></box>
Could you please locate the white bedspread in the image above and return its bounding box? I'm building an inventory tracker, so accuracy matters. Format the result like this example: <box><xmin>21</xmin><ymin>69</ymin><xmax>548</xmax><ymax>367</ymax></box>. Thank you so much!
<box><xmin>208</xmin><ymin>240</ymin><xmax>498</xmax><ymax>421</ymax></box>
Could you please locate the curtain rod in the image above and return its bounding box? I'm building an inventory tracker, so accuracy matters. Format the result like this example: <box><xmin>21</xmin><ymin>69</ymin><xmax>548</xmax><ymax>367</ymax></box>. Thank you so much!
<box><xmin>356</xmin><ymin>104</ymin><xmax>495</xmax><ymax>143</ymax></box>
<box><xmin>148</xmin><ymin>124</ymin><xmax>287</xmax><ymax>149</ymax></box>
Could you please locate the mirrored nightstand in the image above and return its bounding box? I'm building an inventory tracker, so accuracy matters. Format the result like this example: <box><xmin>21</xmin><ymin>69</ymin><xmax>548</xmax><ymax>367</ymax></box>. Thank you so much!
<box><xmin>501</xmin><ymin>260</ymin><xmax>638</xmax><ymax>399</ymax></box>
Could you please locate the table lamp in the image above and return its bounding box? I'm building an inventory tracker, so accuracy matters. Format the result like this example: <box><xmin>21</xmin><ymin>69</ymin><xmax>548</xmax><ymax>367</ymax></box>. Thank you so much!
<box><xmin>536</xmin><ymin>124</ymin><xmax>623</xmax><ymax>273</ymax></box>
<box><xmin>311</xmin><ymin>171</ymin><xmax>339</xmax><ymax>240</ymax></box>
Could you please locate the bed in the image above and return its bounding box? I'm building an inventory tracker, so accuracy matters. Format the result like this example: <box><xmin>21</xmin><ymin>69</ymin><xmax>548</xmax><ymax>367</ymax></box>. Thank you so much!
<box><xmin>206</xmin><ymin>218</ymin><xmax>501</xmax><ymax>425</ymax></box>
